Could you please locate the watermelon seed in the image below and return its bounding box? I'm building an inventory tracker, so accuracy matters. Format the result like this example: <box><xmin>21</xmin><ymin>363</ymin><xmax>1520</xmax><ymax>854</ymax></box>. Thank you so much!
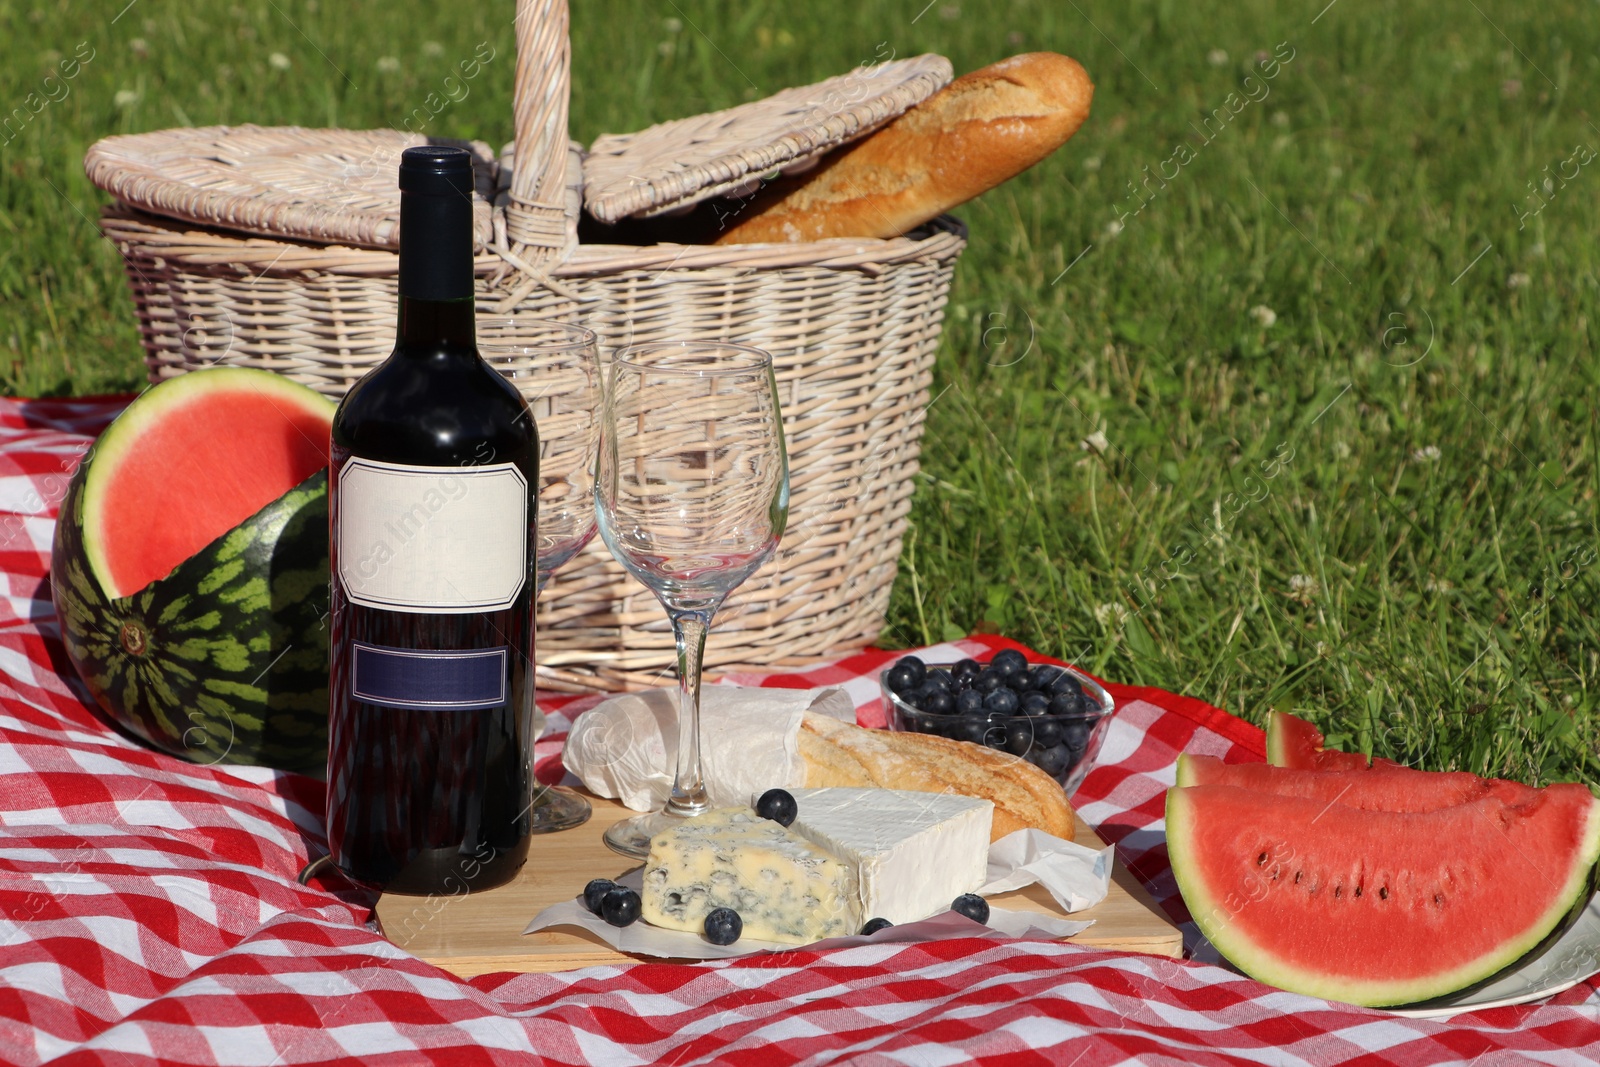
<box><xmin>1294</xmin><ymin>871</ymin><xmax>1302</xmax><ymax>885</ymax></box>
<box><xmin>1333</xmin><ymin>885</ymin><xmax>1343</xmax><ymax>899</ymax></box>
<box><xmin>1353</xmin><ymin>886</ymin><xmax>1362</xmax><ymax>898</ymax></box>
<box><xmin>119</xmin><ymin>623</ymin><xmax>147</xmax><ymax>656</ymax></box>
<box><xmin>1379</xmin><ymin>886</ymin><xmax>1388</xmax><ymax>900</ymax></box>
<box><xmin>1256</xmin><ymin>852</ymin><xmax>1268</xmax><ymax>866</ymax></box>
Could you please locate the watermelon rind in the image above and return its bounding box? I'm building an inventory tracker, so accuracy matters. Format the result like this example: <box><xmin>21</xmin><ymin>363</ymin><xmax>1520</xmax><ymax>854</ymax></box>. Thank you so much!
<box><xmin>1168</xmin><ymin>784</ymin><xmax>1600</xmax><ymax>1007</ymax></box>
<box><xmin>50</xmin><ymin>370</ymin><xmax>333</xmax><ymax>775</ymax></box>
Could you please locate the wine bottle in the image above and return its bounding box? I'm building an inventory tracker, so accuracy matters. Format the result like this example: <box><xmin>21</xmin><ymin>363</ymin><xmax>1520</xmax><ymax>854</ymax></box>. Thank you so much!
<box><xmin>326</xmin><ymin>146</ymin><xmax>537</xmax><ymax>895</ymax></box>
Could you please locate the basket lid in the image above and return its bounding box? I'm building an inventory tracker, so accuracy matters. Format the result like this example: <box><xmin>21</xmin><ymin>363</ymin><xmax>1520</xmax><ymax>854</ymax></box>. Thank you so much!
<box><xmin>84</xmin><ymin>125</ymin><xmax>497</xmax><ymax>249</ymax></box>
<box><xmin>582</xmin><ymin>54</ymin><xmax>951</xmax><ymax>224</ymax></box>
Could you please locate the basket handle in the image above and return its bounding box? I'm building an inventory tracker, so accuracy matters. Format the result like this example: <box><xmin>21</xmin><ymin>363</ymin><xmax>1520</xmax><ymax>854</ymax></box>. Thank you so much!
<box><xmin>507</xmin><ymin>0</ymin><xmax>570</xmax><ymax>267</ymax></box>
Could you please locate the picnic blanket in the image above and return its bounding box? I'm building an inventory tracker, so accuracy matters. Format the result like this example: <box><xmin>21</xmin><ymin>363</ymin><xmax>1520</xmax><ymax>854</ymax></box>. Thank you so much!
<box><xmin>2</xmin><ymin>394</ymin><xmax>1597</xmax><ymax>1066</ymax></box>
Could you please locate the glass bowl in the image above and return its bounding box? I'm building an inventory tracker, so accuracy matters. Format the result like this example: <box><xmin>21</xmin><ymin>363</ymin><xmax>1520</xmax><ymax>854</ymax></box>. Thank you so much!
<box><xmin>880</xmin><ymin>652</ymin><xmax>1115</xmax><ymax>797</ymax></box>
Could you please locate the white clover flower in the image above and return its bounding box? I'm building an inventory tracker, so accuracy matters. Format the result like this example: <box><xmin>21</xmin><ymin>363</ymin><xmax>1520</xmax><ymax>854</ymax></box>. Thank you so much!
<box><xmin>268</xmin><ymin>52</ymin><xmax>290</xmax><ymax>70</ymax></box>
<box><xmin>662</xmin><ymin>17</ymin><xmax>683</xmax><ymax>32</ymax></box>
<box><xmin>1288</xmin><ymin>574</ymin><xmax>1319</xmax><ymax>604</ymax></box>
<box><xmin>1424</xmin><ymin>576</ymin><xmax>1453</xmax><ymax>593</ymax></box>
<box><xmin>1207</xmin><ymin>48</ymin><xmax>1229</xmax><ymax>66</ymax></box>
<box><xmin>1094</xmin><ymin>602</ymin><xmax>1130</xmax><ymax>629</ymax></box>
<box><xmin>114</xmin><ymin>89</ymin><xmax>139</xmax><ymax>108</ymax></box>
<box><xmin>1506</xmin><ymin>272</ymin><xmax>1530</xmax><ymax>290</ymax></box>
<box><xmin>1332</xmin><ymin>440</ymin><xmax>1352</xmax><ymax>459</ymax></box>
<box><xmin>376</xmin><ymin>56</ymin><xmax>401</xmax><ymax>74</ymax></box>
<box><xmin>658</xmin><ymin>40</ymin><xmax>676</xmax><ymax>57</ymax></box>
<box><xmin>1082</xmin><ymin>155</ymin><xmax>1102</xmax><ymax>172</ymax></box>
<box><xmin>1412</xmin><ymin>445</ymin><xmax>1442</xmax><ymax>462</ymax></box>
<box><xmin>1104</xmin><ymin>217</ymin><xmax>1125</xmax><ymax>238</ymax></box>
<box><xmin>1271</xmin><ymin>110</ymin><xmax>1290</xmax><ymax>127</ymax></box>
<box><xmin>1250</xmin><ymin>304</ymin><xmax>1277</xmax><ymax>328</ymax></box>
<box><xmin>421</xmin><ymin>41</ymin><xmax>444</xmax><ymax>56</ymax></box>
<box><xmin>1080</xmin><ymin>430</ymin><xmax>1110</xmax><ymax>455</ymax></box>
<box><xmin>130</xmin><ymin>38</ymin><xmax>150</xmax><ymax>58</ymax></box>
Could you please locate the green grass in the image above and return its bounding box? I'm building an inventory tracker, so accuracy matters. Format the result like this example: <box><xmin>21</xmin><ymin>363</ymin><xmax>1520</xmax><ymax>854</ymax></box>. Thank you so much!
<box><xmin>3</xmin><ymin>1</ymin><xmax>1598</xmax><ymax>785</ymax></box>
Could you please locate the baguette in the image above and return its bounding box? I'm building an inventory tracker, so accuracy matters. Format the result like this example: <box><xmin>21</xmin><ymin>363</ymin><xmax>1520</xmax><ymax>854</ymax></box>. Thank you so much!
<box><xmin>798</xmin><ymin>712</ymin><xmax>1075</xmax><ymax>841</ymax></box>
<box><xmin>715</xmin><ymin>53</ymin><xmax>1093</xmax><ymax>244</ymax></box>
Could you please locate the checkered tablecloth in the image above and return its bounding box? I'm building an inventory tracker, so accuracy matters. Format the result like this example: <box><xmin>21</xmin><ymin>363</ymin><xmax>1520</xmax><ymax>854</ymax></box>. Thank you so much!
<box><xmin>2</xmin><ymin>394</ymin><xmax>1597</xmax><ymax>1066</ymax></box>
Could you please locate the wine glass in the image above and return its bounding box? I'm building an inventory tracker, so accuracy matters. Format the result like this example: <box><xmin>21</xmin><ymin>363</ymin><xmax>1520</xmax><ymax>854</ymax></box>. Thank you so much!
<box><xmin>594</xmin><ymin>341</ymin><xmax>789</xmax><ymax>858</ymax></box>
<box><xmin>478</xmin><ymin>317</ymin><xmax>603</xmax><ymax>833</ymax></box>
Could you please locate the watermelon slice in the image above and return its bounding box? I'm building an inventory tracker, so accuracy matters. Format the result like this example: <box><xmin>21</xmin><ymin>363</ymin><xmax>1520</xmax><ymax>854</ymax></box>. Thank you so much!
<box><xmin>52</xmin><ymin>368</ymin><xmax>335</xmax><ymax>774</ymax></box>
<box><xmin>1176</xmin><ymin>753</ymin><xmax>1540</xmax><ymax>811</ymax></box>
<box><xmin>80</xmin><ymin>370</ymin><xmax>332</xmax><ymax>599</ymax></box>
<box><xmin>1266</xmin><ymin>708</ymin><xmax>1372</xmax><ymax>772</ymax></box>
<box><xmin>1168</xmin><ymin>782</ymin><xmax>1600</xmax><ymax>1006</ymax></box>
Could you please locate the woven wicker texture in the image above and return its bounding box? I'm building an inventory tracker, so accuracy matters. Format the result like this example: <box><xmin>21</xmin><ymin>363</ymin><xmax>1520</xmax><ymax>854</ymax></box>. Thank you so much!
<box><xmin>84</xmin><ymin>126</ymin><xmax>498</xmax><ymax>249</ymax></box>
<box><xmin>583</xmin><ymin>54</ymin><xmax>951</xmax><ymax>224</ymax></box>
<box><xmin>85</xmin><ymin>0</ymin><xmax>966</xmax><ymax>692</ymax></box>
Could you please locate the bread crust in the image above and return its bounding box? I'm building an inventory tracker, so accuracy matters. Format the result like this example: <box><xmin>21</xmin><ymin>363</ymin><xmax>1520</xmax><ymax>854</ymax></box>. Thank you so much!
<box><xmin>799</xmin><ymin>713</ymin><xmax>1075</xmax><ymax>841</ymax></box>
<box><xmin>716</xmin><ymin>53</ymin><xmax>1094</xmax><ymax>244</ymax></box>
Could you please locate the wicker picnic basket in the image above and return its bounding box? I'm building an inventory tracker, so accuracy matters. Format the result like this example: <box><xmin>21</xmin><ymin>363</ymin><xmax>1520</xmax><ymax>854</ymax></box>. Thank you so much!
<box><xmin>84</xmin><ymin>0</ymin><xmax>965</xmax><ymax>692</ymax></box>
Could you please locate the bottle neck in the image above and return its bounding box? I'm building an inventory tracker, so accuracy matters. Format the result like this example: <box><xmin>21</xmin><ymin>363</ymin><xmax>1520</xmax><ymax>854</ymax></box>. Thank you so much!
<box><xmin>396</xmin><ymin>296</ymin><xmax>476</xmax><ymax>355</ymax></box>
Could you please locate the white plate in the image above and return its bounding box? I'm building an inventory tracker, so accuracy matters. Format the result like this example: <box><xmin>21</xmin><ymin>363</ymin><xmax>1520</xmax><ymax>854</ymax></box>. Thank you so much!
<box><xmin>1384</xmin><ymin>890</ymin><xmax>1600</xmax><ymax>1018</ymax></box>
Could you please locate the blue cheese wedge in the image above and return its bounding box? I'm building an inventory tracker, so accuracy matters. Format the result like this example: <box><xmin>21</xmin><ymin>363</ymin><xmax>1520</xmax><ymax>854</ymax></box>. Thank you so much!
<box><xmin>640</xmin><ymin>808</ymin><xmax>861</xmax><ymax>944</ymax></box>
<box><xmin>783</xmin><ymin>788</ymin><xmax>993</xmax><ymax>925</ymax></box>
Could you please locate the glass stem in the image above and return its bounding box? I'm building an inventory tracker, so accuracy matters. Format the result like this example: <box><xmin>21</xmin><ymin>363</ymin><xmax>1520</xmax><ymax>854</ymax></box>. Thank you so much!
<box><xmin>665</xmin><ymin>607</ymin><xmax>714</xmax><ymax>818</ymax></box>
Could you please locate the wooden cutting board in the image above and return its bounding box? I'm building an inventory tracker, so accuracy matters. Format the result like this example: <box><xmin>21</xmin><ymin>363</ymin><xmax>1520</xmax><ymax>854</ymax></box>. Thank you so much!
<box><xmin>376</xmin><ymin>792</ymin><xmax>1183</xmax><ymax>977</ymax></box>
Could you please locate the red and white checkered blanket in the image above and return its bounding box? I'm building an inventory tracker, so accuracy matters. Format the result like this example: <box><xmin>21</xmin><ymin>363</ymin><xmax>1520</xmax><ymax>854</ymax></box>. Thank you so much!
<box><xmin>2</xmin><ymin>395</ymin><xmax>1597</xmax><ymax>1066</ymax></box>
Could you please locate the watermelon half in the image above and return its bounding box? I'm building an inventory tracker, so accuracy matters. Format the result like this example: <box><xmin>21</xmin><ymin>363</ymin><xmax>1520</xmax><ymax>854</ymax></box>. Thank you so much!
<box><xmin>1168</xmin><ymin>781</ymin><xmax>1600</xmax><ymax>1006</ymax></box>
<box><xmin>51</xmin><ymin>368</ymin><xmax>334</xmax><ymax>774</ymax></box>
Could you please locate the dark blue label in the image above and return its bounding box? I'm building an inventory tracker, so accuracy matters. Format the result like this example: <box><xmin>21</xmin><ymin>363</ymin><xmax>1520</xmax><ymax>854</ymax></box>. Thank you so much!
<box><xmin>351</xmin><ymin>642</ymin><xmax>509</xmax><ymax>710</ymax></box>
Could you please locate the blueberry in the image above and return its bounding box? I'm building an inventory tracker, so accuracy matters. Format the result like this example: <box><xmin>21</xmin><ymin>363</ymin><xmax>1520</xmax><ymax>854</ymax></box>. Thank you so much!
<box><xmin>1049</xmin><ymin>689</ymin><xmax>1084</xmax><ymax>717</ymax></box>
<box><xmin>982</xmin><ymin>687</ymin><xmax>1019</xmax><ymax>715</ymax></box>
<box><xmin>1005</xmin><ymin>670</ymin><xmax>1033</xmax><ymax>693</ymax></box>
<box><xmin>951</xmin><ymin>893</ymin><xmax>991</xmax><ymax>924</ymax></box>
<box><xmin>861</xmin><ymin>917</ymin><xmax>894</xmax><ymax>935</ymax></box>
<box><xmin>1020</xmin><ymin>691</ymin><xmax>1051</xmax><ymax>717</ymax></box>
<box><xmin>924</xmin><ymin>669</ymin><xmax>952</xmax><ymax>691</ymax></box>
<box><xmin>958</xmin><ymin>718</ymin><xmax>990</xmax><ymax>744</ymax></box>
<box><xmin>1032</xmin><ymin>717</ymin><xmax>1063</xmax><ymax>747</ymax></box>
<box><xmin>956</xmin><ymin>688</ymin><xmax>985</xmax><ymax>716</ymax></box>
<box><xmin>1032</xmin><ymin>665</ymin><xmax>1064</xmax><ymax>690</ymax></box>
<box><xmin>704</xmin><ymin>907</ymin><xmax>742</xmax><ymax>945</ymax></box>
<box><xmin>886</xmin><ymin>665</ymin><xmax>918</xmax><ymax>694</ymax></box>
<box><xmin>755</xmin><ymin>788</ymin><xmax>798</xmax><ymax>827</ymax></box>
<box><xmin>982</xmin><ymin>713</ymin><xmax>1011</xmax><ymax>750</ymax></box>
<box><xmin>1063</xmin><ymin>720</ymin><xmax>1092</xmax><ymax>752</ymax></box>
<box><xmin>583</xmin><ymin>878</ymin><xmax>618</xmax><ymax>914</ymax></box>
<box><xmin>991</xmin><ymin>649</ymin><xmax>1028</xmax><ymax>674</ymax></box>
<box><xmin>1036</xmin><ymin>743</ymin><xmax>1072</xmax><ymax>777</ymax></box>
<box><xmin>1050</xmin><ymin>672</ymin><xmax>1084</xmax><ymax>700</ymax></box>
<box><xmin>922</xmin><ymin>689</ymin><xmax>955</xmax><ymax>716</ymax></box>
<box><xmin>601</xmin><ymin>887</ymin><xmax>642</xmax><ymax>927</ymax></box>
<box><xmin>894</xmin><ymin>656</ymin><xmax>927</xmax><ymax>689</ymax></box>
<box><xmin>952</xmin><ymin>658</ymin><xmax>981</xmax><ymax>683</ymax></box>
<box><xmin>974</xmin><ymin>669</ymin><xmax>1005</xmax><ymax>694</ymax></box>
<box><xmin>1004</xmin><ymin>719</ymin><xmax>1034</xmax><ymax>756</ymax></box>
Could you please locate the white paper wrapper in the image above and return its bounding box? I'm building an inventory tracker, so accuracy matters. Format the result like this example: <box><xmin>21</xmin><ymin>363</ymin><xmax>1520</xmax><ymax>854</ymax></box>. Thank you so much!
<box><xmin>562</xmin><ymin>686</ymin><xmax>856</xmax><ymax>811</ymax></box>
<box><xmin>522</xmin><ymin>828</ymin><xmax>1111</xmax><ymax>961</ymax></box>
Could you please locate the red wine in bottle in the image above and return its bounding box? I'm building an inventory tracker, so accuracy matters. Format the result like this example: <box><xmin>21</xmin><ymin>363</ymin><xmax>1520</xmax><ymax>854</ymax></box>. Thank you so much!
<box><xmin>326</xmin><ymin>146</ymin><xmax>537</xmax><ymax>895</ymax></box>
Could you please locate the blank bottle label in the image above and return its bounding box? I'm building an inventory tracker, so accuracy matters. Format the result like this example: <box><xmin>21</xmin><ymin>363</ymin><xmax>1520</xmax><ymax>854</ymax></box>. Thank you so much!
<box><xmin>351</xmin><ymin>642</ymin><xmax>508</xmax><ymax>709</ymax></box>
<box><xmin>337</xmin><ymin>457</ymin><xmax>528</xmax><ymax>612</ymax></box>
